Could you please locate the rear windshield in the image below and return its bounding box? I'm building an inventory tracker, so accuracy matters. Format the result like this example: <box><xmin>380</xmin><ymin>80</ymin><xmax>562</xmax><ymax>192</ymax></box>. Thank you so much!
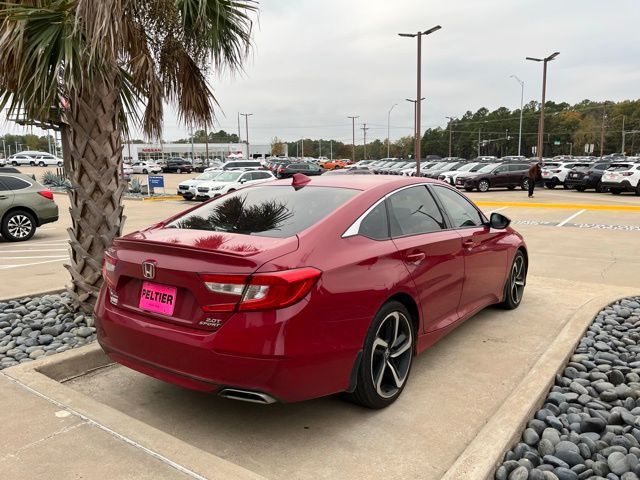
<box><xmin>607</xmin><ymin>164</ymin><xmax>633</xmax><ymax>171</ymax></box>
<box><xmin>167</xmin><ymin>185</ymin><xmax>358</xmax><ymax>238</ymax></box>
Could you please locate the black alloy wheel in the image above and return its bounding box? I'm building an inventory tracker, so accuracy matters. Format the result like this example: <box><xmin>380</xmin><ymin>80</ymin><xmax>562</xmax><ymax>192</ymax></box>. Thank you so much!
<box><xmin>346</xmin><ymin>301</ymin><xmax>414</xmax><ymax>409</ymax></box>
<box><xmin>499</xmin><ymin>250</ymin><xmax>527</xmax><ymax>310</ymax></box>
<box><xmin>1</xmin><ymin>210</ymin><xmax>36</xmax><ymax>242</ymax></box>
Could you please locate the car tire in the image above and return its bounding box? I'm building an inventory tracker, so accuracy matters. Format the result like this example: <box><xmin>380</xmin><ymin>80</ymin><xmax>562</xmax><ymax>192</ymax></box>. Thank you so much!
<box><xmin>142</xmin><ymin>169</ymin><xmax>148</xmax><ymax>174</ymax></box>
<box><xmin>498</xmin><ymin>250</ymin><xmax>527</xmax><ymax>310</ymax></box>
<box><xmin>636</xmin><ymin>183</ymin><xmax>640</xmax><ymax>196</ymax></box>
<box><xmin>562</xmin><ymin>183</ymin><xmax>569</xmax><ymax>190</ymax></box>
<box><xmin>176</xmin><ymin>168</ymin><xmax>182</xmax><ymax>174</ymax></box>
<box><xmin>11</xmin><ymin>161</ymin><xmax>18</xmax><ymax>166</ymax></box>
<box><xmin>507</xmin><ymin>185</ymin><xmax>516</xmax><ymax>190</ymax></box>
<box><xmin>611</xmin><ymin>189</ymin><xmax>622</xmax><ymax>195</ymax></box>
<box><xmin>464</xmin><ymin>187</ymin><xmax>473</xmax><ymax>192</ymax></box>
<box><xmin>1</xmin><ymin>210</ymin><xmax>36</xmax><ymax>242</ymax></box>
<box><xmin>521</xmin><ymin>178</ymin><xmax>529</xmax><ymax>190</ymax></box>
<box><xmin>345</xmin><ymin>301</ymin><xmax>414</xmax><ymax>409</ymax></box>
<box><xmin>478</xmin><ymin>179</ymin><xmax>490</xmax><ymax>192</ymax></box>
<box><xmin>38</xmin><ymin>161</ymin><xmax>45</xmax><ymax>167</ymax></box>
<box><xmin>57</xmin><ymin>162</ymin><xmax>63</xmax><ymax>167</ymax></box>
<box><xmin>576</xmin><ymin>186</ymin><xmax>586</xmax><ymax>192</ymax></box>
<box><xmin>545</xmin><ymin>182</ymin><xmax>556</xmax><ymax>189</ymax></box>
<box><xmin>29</xmin><ymin>161</ymin><xmax>36</xmax><ymax>166</ymax></box>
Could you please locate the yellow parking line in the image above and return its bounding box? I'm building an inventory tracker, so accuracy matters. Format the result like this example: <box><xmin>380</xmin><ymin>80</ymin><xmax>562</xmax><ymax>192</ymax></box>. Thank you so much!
<box><xmin>475</xmin><ymin>201</ymin><xmax>640</xmax><ymax>212</ymax></box>
<box><xmin>141</xmin><ymin>195</ymin><xmax>184</xmax><ymax>202</ymax></box>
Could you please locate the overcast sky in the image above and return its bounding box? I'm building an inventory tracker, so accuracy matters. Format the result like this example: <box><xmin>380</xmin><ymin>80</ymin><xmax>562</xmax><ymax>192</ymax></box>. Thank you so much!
<box><xmin>5</xmin><ymin>0</ymin><xmax>640</xmax><ymax>145</ymax></box>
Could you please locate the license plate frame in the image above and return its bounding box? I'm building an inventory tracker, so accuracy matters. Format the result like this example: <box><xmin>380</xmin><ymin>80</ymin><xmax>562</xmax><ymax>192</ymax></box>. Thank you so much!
<box><xmin>139</xmin><ymin>281</ymin><xmax>178</xmax><ymax>316</ymax></box>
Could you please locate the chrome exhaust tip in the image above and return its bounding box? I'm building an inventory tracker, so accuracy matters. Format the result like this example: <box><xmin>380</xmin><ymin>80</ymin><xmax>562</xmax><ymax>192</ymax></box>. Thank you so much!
<box><xmin>218</xmin><ymin>388</ymin><xmax>277</xmax><ymax>404</ymax></box>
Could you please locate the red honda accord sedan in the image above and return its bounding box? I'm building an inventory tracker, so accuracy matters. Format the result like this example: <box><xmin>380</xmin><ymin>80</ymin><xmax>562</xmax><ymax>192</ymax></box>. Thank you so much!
<box><xmin>95</xmin><ymin>174</ymin><xmax>527</xmax><ymax>408</ymax></box>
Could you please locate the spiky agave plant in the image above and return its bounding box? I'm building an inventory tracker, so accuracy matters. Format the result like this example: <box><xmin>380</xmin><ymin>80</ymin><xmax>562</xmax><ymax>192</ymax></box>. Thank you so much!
<box><xmin>0</xmin><ymin>0</ymin><xmax>257</xmax><ymax>311</ymax></box>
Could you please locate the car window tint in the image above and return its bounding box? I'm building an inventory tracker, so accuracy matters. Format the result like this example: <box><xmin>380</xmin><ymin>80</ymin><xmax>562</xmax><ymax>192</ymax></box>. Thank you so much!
<box><xmin>2</xmin><ymin>176</ymin><xmax>31</xmax><ymax>190</ymax></box>
<box><xmin>168</xmin><ymin>186</ymin><xmax>358</xmax><ymax>238</ymax></box>
<box><xmin>494</xmin><ymin>165</ymin><xmax>509</xmax><ymax>173</ymax></box>
<box><xmin>358</xmin><ymin>202</ymin><xmax>389</xmax><ymax>240</ymax></box>
<box><xmin>388</xmin><ymin>186</ymin><xmax>446</xmax><ymax>237</ymax></box>
<box><xmin>432</xmin><ymin>185</ymin><xmax>484</xmax><ymax>228</ymax></box>
<box><xmin>594</xmin><ymin>164</ymin><xmax>608</xmax><ymax>170</ymax></box>
<box><xmin>0</xmin><ymin>179</ymin><xmax>9</xmax><ymax>191</ymax></box>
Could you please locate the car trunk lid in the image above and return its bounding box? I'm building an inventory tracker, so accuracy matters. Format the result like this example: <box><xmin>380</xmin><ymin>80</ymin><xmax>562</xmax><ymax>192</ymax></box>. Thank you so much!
<box><xmin>105</xmin><ymin>228</ymin><xmax>299</xmax><ymax>331</ymax></box>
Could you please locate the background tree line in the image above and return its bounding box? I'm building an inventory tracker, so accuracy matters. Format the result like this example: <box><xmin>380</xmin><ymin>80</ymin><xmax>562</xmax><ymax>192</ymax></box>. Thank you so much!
<box><xmin>277</xmin><ymin>99</ymin><xmax>640</xmax><ymax>160</ymax></box>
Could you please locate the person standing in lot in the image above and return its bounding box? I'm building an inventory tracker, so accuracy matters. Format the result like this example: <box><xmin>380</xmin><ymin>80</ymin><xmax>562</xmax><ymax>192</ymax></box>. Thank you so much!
<box><xmin>527</xmin><ymin>163</ymin><xmax>542</xmax><ymax>198</ymax></box>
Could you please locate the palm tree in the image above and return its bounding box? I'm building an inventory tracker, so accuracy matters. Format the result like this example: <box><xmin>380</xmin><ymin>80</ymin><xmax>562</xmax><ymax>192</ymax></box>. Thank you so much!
<box><xmin>0</xmin><ymin>0</ymin><xmax>257</xmax><ymax>312</ymax></box>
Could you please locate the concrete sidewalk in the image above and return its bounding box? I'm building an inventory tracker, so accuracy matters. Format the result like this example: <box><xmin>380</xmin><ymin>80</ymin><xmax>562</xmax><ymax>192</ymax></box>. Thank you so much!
<box><xmin>0</xmin><ymin>374</ymin><xmax>193</xmax><ymax>479</ymax></box>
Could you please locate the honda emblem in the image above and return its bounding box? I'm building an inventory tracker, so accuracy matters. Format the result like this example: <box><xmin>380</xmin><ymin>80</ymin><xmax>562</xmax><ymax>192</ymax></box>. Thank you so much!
<box><xmin>142</xmin><ymin>261</ymin><xmax>156</xmax><ymax>280</ymax></box>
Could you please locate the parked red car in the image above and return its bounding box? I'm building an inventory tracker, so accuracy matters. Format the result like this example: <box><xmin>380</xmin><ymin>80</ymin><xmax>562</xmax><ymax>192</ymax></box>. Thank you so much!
<box><xmin>95</xmin><ymin>175</ymin><xmax>527</xmax><ymax>408</ymax></box>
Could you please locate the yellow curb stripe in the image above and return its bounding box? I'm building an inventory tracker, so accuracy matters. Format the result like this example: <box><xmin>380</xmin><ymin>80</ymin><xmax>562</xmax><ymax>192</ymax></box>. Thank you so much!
<box><xmin>475</xmin><ymin>201</ymin><xmax>640</xmax><ymax>212</ymax></box>
<box><xmin>141</xmin><ymin>195</ymin><xmax>184</xmax><ymax>202</ymax></box>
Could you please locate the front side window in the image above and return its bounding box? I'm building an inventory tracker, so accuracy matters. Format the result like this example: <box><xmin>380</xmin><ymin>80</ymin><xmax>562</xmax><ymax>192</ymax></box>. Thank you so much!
<box><xmin>432</xmin><ymin>185</ymin><xmax>484</xmax><ymax>228</ymax></box>
<box><xmin>388</xmin><ymin>186</ymin><xmax>446</xmax><ymax>237</ymax></box>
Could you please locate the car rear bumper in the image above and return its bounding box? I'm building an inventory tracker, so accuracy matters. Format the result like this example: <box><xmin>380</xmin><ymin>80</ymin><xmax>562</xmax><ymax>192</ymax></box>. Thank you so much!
<box><xmin>602</xmin><ymin>180</ymin><xmax>636</xmax><ymax>192</ymax></box>
<box><xmin>37</xmin><ymin>202</ymin><xmax>59</xmax><ymax>226</ymax></box>
<box><xmin>95</xmin><ymin>287</ymin><xmax>358</xmax><ymax>403</ymax></box>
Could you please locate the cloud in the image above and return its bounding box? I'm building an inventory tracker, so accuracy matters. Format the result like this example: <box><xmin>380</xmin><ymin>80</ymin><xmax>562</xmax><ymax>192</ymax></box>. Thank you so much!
<box><xmin>6</xmin><ymin>0</ymin><xmax>640</xmax><ymax>147</ymax></box>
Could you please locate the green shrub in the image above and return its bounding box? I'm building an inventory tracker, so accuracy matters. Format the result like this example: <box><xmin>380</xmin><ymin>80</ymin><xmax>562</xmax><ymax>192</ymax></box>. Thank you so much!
<box><xmin>41</xmin><ymin>170</ymin><xmax>70</xmax><ymax>188</ymax></box>
<box><xmin>129</xmin><ymin>177</ymin><xmax>142</xmax><ymax>193</ymax></box>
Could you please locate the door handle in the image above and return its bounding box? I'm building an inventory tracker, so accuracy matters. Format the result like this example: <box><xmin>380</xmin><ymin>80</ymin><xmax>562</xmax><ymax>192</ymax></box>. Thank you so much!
<box><xmin>405</xmin><ymin>252</ymin><xmax>425</xmax><ymax>263</ymax></box>
<box><xmin>0</xmin><ymin>195</ymin><xmax>7</xmax><ymax>200</ymax></box>
<box><xmin>462</xmin><ymin>239</ymin><xmax>476</xmax><ymax>249</ymax></box>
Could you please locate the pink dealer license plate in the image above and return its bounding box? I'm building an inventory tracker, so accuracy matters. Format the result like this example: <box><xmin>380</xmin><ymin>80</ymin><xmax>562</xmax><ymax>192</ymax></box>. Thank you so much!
<box><xmin>139</xmin><ymin>281</ymin><xmax>178</xmax><ymax>316</ymax></box>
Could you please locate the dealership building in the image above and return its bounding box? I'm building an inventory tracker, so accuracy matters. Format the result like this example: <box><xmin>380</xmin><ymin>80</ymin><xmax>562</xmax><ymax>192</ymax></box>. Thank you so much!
<box><xmin>123</xmin><ymin>142</ymin><xmax>283</xmax><ymax>162</ymax></box>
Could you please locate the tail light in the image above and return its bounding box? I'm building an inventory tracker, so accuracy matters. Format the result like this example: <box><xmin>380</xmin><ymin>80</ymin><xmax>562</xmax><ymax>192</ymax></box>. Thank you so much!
<box><xmin>38</xmin><ymin>190</ymin><xmax>54</xmax><ymax>200</ymax></box>
<box><xmin>278</xmin><ymin>166</ymin><xmax>285</xmax><ymax>173</ymax></box>
<box><xmin>551</xmin><ymin>169</ymin><xmax>561</xmax><ymax>173</ymax></box>
<box><xmin>102</xmin><ymin>252</ymin><xmax>117</xmax><ymax>287</ymax></box>
<box><xmin>200</xmin><ymin>267</ymin><xmax>321</xmax><ymax>312</ymax></box>
<box><xmin>622</xmin><ymin>171</ymin><xmax>634</xmax><ymax>176</ymax></box>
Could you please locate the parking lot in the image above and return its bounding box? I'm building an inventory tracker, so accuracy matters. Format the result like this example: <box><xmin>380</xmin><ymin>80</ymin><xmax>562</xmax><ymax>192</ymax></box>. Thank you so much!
<box><xmin>2</xmin><ymin>169</ymin><xmax>639</xmax><ymax>479</ymax></box>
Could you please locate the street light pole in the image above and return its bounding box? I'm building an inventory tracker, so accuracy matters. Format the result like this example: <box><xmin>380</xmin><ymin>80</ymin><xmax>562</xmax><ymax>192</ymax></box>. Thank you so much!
<box><xmin>622</xmin><ymin>115</ymin><xmax>626</xmax><ymax>154</ymax></box>
<box><xmin>347</xmin><ymin>115</ymin><xmax>359</xmax><ymax>162</ymax></box>
<box><xmin>406</xmin><ymin>98</ymin><xmax>425</xmax><ymax>162</ymax></box>
<box><xmin>240</xmin><ymin>113</ymin><xmax>253</xmax><ymax>159</ymax></box>
<box><xmin>387</xmin><ymin>103</ymin><xmax>398</xmax><ymax>158</ymax></box>
<box><xmin>399</xmin><ymin>25</ymin><xmax>441</xmax><ymax>176</ymax></box>
<box><xmin>478</xmin><ymin>127</ymin><xmax>481</xmax><ymax>157</ymax></box>
<box><xmin>445</xmin><ymin>116</ymin><xmax>455</xmax><ymax>157</ymax></box>
<box><xmin>510</xmin><ymin>75</ymin><xmax>525</xmax><ymax>157</ymax></box>
<box><xmin>600</xmin><ymin>106</ymin><xmax>607</xmax><ymax>158</ymax></box>
<box><xmin>361</xmin><ymin>124</ymin><xmax>369</xmax><ymax>159</ymax></box>
<box><xmin>526</xmin><ymin>52</ymin><xmax>560</xmax><ymax>161</ymax></box>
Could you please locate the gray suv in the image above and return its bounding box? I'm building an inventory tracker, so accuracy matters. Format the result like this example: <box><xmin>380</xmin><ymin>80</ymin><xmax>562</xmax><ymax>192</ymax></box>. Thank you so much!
<box><xmin>0</xmin><ymin>172</ymin><xmax>59</xmax><ymax>241</ymax></box>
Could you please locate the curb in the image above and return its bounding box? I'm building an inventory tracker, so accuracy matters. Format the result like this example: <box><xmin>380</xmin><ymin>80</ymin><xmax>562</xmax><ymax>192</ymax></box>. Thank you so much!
<box><xmin>474</xmin><ymin>201</ymin><xmax>640</xmax><ymax>212</ymax></box>
<box><xmin>0</xmin><ymin>287</ymin><xmax>67</xmax><ymax>304</ymax></box>
<box><xmin>3</xmin><ymin>344</ymin><xmax>267</xmax><ymax>480</ymax></box>
<box><xmin>440</xmin><ymin>290</ymin><xmax>640</xmax><ymax>480</ymax></box>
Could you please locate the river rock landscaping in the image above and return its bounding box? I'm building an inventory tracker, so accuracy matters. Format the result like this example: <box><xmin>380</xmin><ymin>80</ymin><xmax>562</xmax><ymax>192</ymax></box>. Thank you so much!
<box><xmin>0</xmin><ymin>292</ymin><xmax>96</xmax><ymax>370</ymax></box>
<box><xmin>496</xmin><ymin>297</ymin><xmax>640</xmax><ymax>480</ymax></box>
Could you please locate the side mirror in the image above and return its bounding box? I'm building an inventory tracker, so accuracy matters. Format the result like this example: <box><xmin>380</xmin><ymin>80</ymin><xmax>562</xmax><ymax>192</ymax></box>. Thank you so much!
<box><xmin>489</xmin><ymin>212</ymin><xmax>511</xmax><ymax>230</ymax></box>
<box><xmin>239</xmin><ymin>178</ymin><xmax>247</xmax><ymax>184</ymax></box>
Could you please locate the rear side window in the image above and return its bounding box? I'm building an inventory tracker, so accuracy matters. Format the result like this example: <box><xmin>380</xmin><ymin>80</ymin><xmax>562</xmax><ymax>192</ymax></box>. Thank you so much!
<box><xmin>168</xmin><ymin>186</ymin><xmax>358</xmax><ymax>238</ymax></box>
<box><xmin>508</xmin><ymin>164</ymin><xmax>527</xmax><ymax>171</ymax></box>
<box><xmin>594</xmin><ymin>164</ymin><xmax>609</xmax><ymax>170</ymax></box>
<box><xmin>358</xmin><ymin>202</ymin><xmax>389</xmax><ymax>240</ymax></box>
<box><xmin>432</xmin><ymin>185</ymin><xmax>485</xmax><ymax>228</ymax></box>
<box><xmin>1</xmin><ymin>176</ymin><xmax>31</xmax><ymax>190</ymax></box>
<box><xmin>0</xmin><ymin>179</ymin><xmax>9</xmax><ymax>191</ymax></box>
<box><xmin>388</xmin><ymin>186</ymin><xmax>446</xmax><ymax>237</ymax></box>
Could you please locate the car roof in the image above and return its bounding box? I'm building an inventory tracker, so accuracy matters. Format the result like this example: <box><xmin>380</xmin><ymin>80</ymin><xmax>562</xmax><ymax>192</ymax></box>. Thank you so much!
<box><xmin>268</xmin><ymin>173</ymin><xmax>437</xmax><ymax>191</ymax></box>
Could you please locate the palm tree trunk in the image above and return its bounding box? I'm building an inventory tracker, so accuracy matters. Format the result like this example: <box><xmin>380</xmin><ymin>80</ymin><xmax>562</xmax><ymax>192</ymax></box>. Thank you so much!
<box><xmin>63</xmin><ymin>76</ymin><xmax>126</xmax><ymax>313</ymax></box>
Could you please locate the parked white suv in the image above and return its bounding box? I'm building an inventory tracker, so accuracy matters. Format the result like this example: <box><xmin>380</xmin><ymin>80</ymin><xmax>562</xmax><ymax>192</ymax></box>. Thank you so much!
<box><xmin>195</xmin><ymin>170</ymin><xmax>275</xmax><ymax>200</ymax></box>
<box><xmin>131</xmin><ymin>161</ymin><xmax>161</xmax><ymax>174</ymax></box>
<box><xmin>541</xmin><ymin>162</ymin><xmax>591</xmax><ymax>189</ymax></box>
<box><xmin>33</xmin><ymin>154</ymin><xmax>64</xmax><ymax>167</ymax></box>
<box><xmin>601</xmin><ymin>162</ymin><xmax>640</xmax><ymax>195</ymax></box>
<box><xmin>177</xmin><ymin>170</ymin><xmax>223</xmax><ymax>200</ymax></box>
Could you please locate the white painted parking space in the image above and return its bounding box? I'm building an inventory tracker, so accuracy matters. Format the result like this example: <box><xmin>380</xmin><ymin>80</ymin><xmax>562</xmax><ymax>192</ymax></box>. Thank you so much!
<box><xmin>556</xmin><ymin>209</ymin><xmax>587</xmax><ymax>227</ymax></box>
